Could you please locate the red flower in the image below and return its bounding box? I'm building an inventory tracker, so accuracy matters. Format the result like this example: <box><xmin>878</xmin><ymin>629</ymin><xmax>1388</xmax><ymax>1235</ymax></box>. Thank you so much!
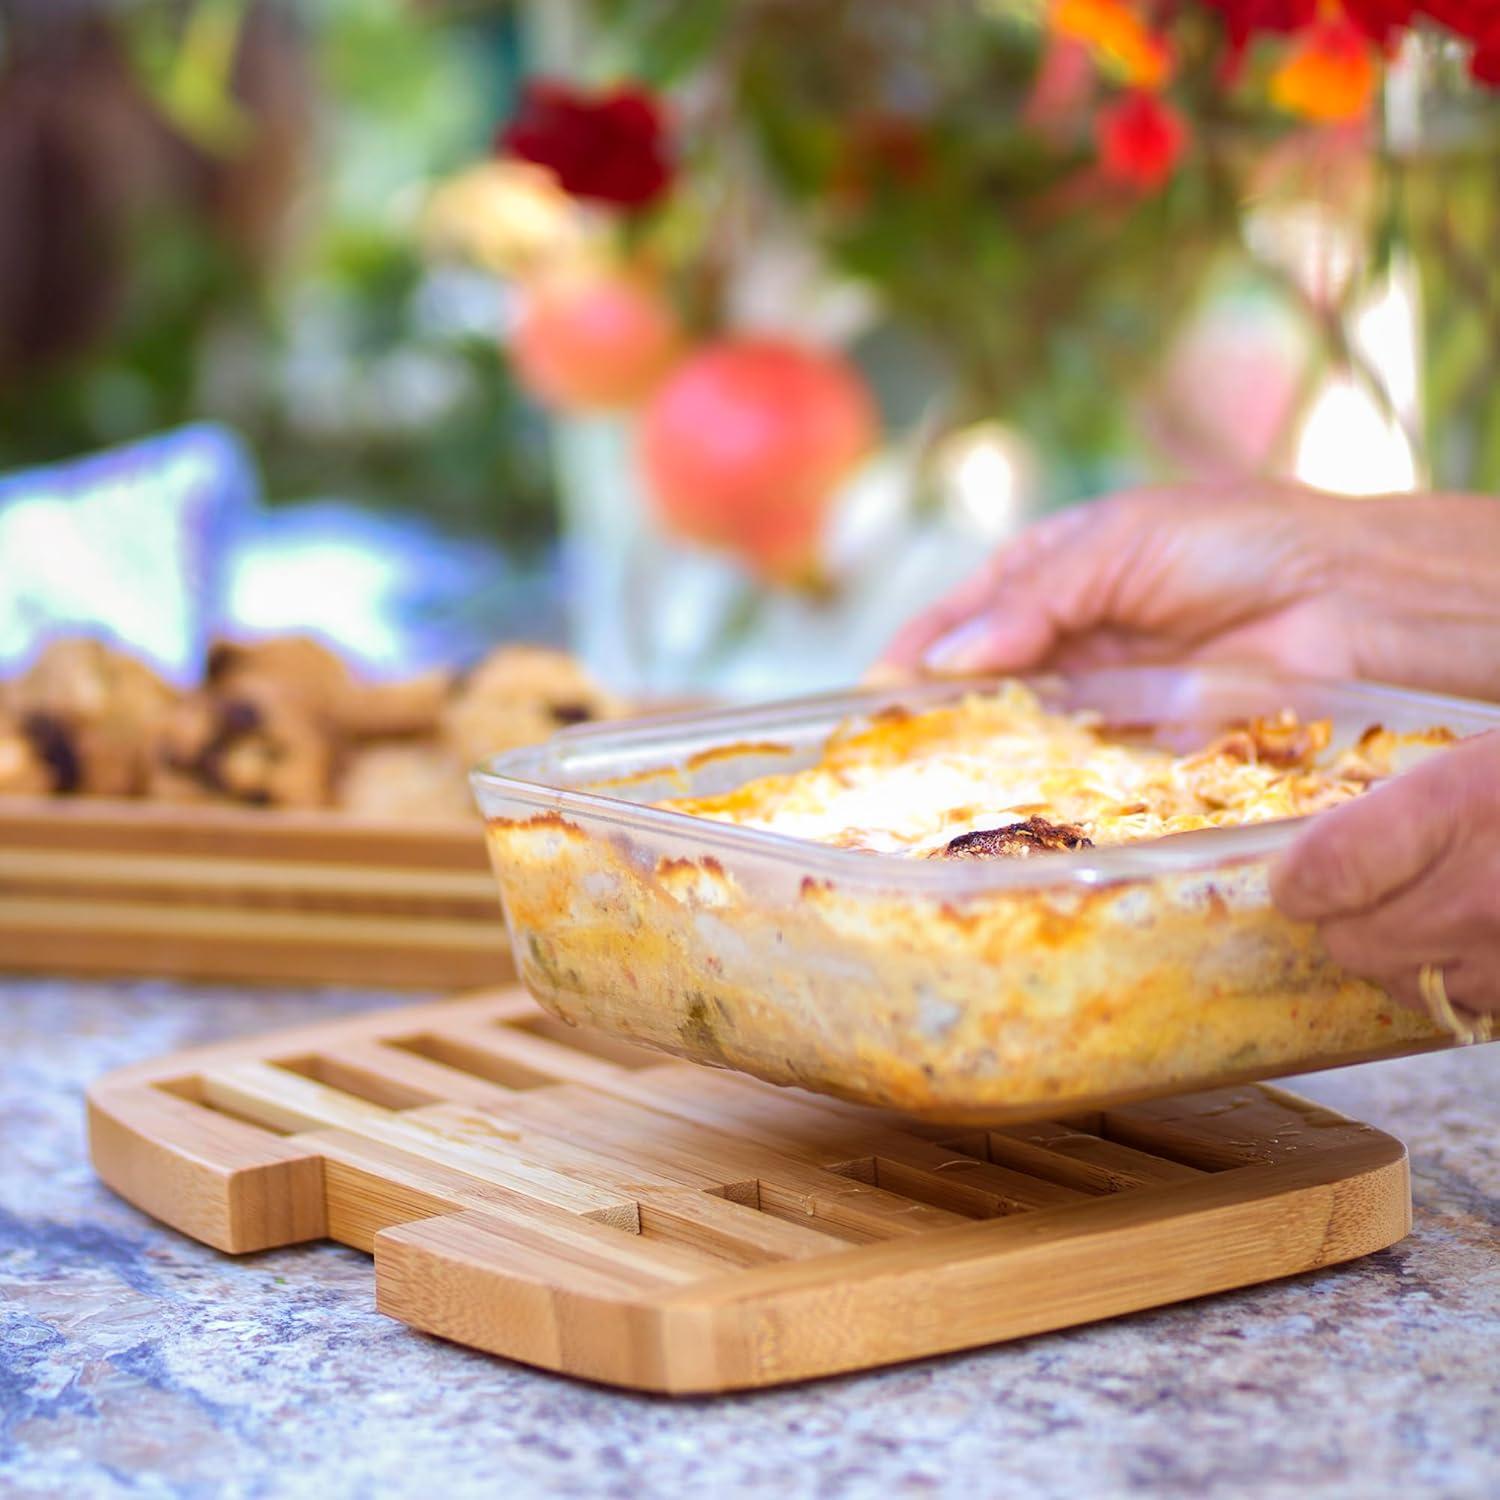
<box><xmin>1418</xmin><ymin>0</ymin><xmax>1497</xmax><ymax>40</ymax></box>
<box><xmin>1197</xmin><ymin>0</ymin><xmax>1317</xmax><ymax>48</ymax></box>
<box><xmin>1342</xmin><ymin>0</ymin><xmax>1418</xmax><ymax>44</ymax></box>
<box><xmin>1470</xmin><ymin>19</ymin><xmax>1500</xmax><ymax>82</ymax></box>
<box><xmin>499</xmin><ymin>81</ymin><xmax>671</xmax><ymax>209</ymax></box>
<box><xmin>1413</xmin><ymin>2</ymin><xmax>1500</xmax><ymax>86</ymax></box>
<box><xmin>1095</xmin><ymin>90</ymin><xmax>1190</xmax><ymax>189</ymax></box>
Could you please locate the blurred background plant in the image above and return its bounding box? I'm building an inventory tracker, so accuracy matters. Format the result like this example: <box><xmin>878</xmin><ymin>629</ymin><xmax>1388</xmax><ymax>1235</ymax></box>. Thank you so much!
<box><xmin>0</xmin><ymin>0</ymin><xmax>1496</xmax><ymax>695</ymax></box>
<box><xmin>431</xmin><ymin>0</ymin><xmax>1500</xmax><ymax>690</ymax></box>
<box><xmin>0</xmin><ymin>0</ymin><xmax>554</xmax><ymax>549</ymax></box>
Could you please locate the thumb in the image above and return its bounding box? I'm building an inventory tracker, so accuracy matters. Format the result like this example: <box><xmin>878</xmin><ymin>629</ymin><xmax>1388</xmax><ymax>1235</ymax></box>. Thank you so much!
<box><xmin>1270</xmin><ymin>746</ymin><xmax>1462</xmax><ymax>922</ymax></box>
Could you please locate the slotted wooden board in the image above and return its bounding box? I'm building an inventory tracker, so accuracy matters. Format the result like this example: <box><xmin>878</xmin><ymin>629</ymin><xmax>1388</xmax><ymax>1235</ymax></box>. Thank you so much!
<box><xmin>0</xmin><ymin>797</ymin><xmax>510</xmax><ymax>989</ymax></box>
<box><xmin>88</xmin><ymin>989</ymin><xmax>1411</xmax><ymax>1393</ymax></box>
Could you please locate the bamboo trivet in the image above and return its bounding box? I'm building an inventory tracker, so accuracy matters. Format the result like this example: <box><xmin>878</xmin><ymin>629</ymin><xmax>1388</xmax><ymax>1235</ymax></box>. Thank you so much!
<box><xmin>88</xmin><ymin>989</ymin><xmax>1410</xmax><ymax>1393</ymax></box>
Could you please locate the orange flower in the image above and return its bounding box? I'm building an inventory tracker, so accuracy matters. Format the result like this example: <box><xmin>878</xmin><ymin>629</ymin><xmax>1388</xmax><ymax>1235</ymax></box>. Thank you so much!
<box><xmin>1269</xmin><ymin>18</ymin><xmax>1378</xmax><ymax>121</ymax></box>
<box><xmin>1051</xmin><ymin>0</ymin><xmax>1173</xmax><ymax>89</ymax></box>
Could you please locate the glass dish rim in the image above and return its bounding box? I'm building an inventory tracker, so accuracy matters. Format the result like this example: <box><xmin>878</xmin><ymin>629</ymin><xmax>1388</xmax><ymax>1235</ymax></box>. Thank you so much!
<box><xmin>471</xmin><ymin>665</ymin><xmax>1500</xmax><ymax>895</ymax></box>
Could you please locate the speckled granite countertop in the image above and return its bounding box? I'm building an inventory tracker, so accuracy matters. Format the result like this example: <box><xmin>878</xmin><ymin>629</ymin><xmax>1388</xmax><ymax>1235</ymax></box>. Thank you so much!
<box><xmin>1</xmin><ymin>977</ymin><xmax>1496</xmax><ymax>1500</ymax></box>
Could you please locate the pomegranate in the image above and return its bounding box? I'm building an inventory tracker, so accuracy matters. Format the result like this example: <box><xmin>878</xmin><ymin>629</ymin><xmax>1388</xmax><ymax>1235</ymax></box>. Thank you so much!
<box><xmin>639</xmin><ymin>338</ymin><xmax>877</xmax><ymax>580</ymax></box>
<box><xmin>511</xmin><ymin>270</ymin><xmax>681</xmax><ymax>410</ymax></box>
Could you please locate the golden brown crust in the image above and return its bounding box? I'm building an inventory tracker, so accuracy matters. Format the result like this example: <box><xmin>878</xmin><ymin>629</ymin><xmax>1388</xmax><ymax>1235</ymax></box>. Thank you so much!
<box><xmin>481</xmin><ymin>679</ymin><xmax>1460</xmax><ymax>1118</ymax></box>
<box><xmin>935</xmin><ymin>816</ymin><xmax>1094</xmax><ymax>859</ymax></box>
<box><xmin>670</xmin><ymin>685</ymin><xmax>1421</xmax><ymax>857</ymax></box>
<box><xmin>486</xmin><ymin>811</ymin><xmax>1446</xmax><ymax>1121</ymax></box>
<box><xmin>684</xmin><ymin>741</ymin><xmax>795</xmax><ymax>773</ymax></box>
<box><xmin>1190</xmin><ymin>711</ymin><xmax>1330</xmax><ymax>769</ymax></box>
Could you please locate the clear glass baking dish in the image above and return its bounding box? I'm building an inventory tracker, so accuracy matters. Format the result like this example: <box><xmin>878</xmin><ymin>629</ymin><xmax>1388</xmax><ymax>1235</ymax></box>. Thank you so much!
<box><xmin>472</xmin><ymin>666</ymin><xmax>1500</xmax><ymax>1123</ymax></box>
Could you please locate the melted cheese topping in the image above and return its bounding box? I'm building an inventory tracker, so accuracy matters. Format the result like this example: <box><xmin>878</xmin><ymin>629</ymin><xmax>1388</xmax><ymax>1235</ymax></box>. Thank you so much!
<box><xmin>667</xmin><ymin>681</ymin><xmax>1437</xmax><ymax>857</ymax></box>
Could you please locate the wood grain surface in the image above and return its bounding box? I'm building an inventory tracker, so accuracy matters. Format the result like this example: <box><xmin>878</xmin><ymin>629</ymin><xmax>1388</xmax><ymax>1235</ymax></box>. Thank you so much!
<box><xmin>88</xmin><ymin>988</ymin><xmax>1412</xmax><ymax>1393</ymax></box>
<box><xmin>0</xmin><ymin>796</ymin><xmax>511</xmax><ymax>988</ymax></box>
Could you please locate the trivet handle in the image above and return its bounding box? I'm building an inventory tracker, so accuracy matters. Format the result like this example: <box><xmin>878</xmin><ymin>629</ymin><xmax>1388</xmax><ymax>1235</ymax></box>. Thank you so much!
<box><xmin>88</xmin><ymin>1082</ymin><xmax>326</xmax><ymax>1253</ymax></box>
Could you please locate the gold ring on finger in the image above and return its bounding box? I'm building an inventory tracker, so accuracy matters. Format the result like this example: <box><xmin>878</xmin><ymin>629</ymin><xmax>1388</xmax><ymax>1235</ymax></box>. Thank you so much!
<box><xmin>1417</xmin><ymin>963</ymin><xmax>1494</xmax><ymax>1047</ymax></box>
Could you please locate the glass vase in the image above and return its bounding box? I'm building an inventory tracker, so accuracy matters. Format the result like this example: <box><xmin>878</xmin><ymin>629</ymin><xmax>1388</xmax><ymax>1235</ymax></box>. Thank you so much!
<box><xmin>1378</xmin><ymin>40</ymin><xmax>1500</xmax><ymax>493</ymax></box>
<box><xmin>552</xmin><ymin>413</ymin><xmax>1037</xmax><ymax>701</ymax></box>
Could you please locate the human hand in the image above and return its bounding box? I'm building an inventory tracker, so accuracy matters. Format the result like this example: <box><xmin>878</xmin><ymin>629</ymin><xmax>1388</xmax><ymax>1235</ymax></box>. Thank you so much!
<box><xmin>881</xmin><ymin>483</ymin><xmax>1500</xmax><ymax>703</ymax></box>
<box><xmin>1271</xmin><ymin>729</ymin><xmax>1500</xmax><ymax>1025</ymax></box>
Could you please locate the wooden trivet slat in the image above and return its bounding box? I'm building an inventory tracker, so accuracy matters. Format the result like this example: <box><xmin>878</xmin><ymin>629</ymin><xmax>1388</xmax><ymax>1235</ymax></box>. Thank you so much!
<box><xmin>0</xmin><ymin>796</ymin><xmax>510</xmax><ymax>988</ymax></box>
<box><xmin>88</xmin><ymin>990</ymin><xmax>1411</xmax><ymax>1393</ymax></box>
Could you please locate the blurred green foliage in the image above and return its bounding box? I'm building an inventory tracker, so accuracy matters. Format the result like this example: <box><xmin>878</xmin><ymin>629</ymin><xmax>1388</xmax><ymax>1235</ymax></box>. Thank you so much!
<box><xmin>0</xmin><ymin>0</ymin><xmax>557</xmax><ymax>549</ymax></box>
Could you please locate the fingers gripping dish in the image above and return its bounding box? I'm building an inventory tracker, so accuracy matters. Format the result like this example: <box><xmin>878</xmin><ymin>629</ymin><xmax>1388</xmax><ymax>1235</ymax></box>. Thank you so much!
<box><xmin>475</xmin><ymin>668</ymin><xmax>1497</xmax><ymax>1122</ymax></box>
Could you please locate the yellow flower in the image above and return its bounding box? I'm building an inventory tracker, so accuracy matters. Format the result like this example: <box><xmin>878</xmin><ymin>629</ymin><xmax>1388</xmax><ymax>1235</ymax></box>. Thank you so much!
<box><xmin>1269</xmin><ymin>20</ymin><xmax>1378</xmax><ymax>123</ymax></box>
<box><xmin>1050</xmin><ymin>0</ymin><xmax>1171</xmax><ymax>89</ymax></box>
<box><xmin>423</xmin><ymin>160</ymin><xmax>587</xmax><ymax>275</ymax></box>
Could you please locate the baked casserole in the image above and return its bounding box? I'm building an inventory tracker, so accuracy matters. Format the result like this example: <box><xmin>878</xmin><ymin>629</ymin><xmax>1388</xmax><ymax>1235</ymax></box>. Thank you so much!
<box><xmin>476</xmin><ymin>668</ymin><xmax>1497</xmax><ymax>1122</ymax></box>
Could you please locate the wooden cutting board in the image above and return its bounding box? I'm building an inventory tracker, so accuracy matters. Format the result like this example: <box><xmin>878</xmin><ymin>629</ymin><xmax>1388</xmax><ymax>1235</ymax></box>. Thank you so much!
<box><xmin>0</xmin><ymin>797</ymin><xmax>510</xmax><ymax>989</ymax></box>
<box><xmin>88</xmin><ymin>989</ymin><xmax>1411</xmax><ymax>1393</ymax></box>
